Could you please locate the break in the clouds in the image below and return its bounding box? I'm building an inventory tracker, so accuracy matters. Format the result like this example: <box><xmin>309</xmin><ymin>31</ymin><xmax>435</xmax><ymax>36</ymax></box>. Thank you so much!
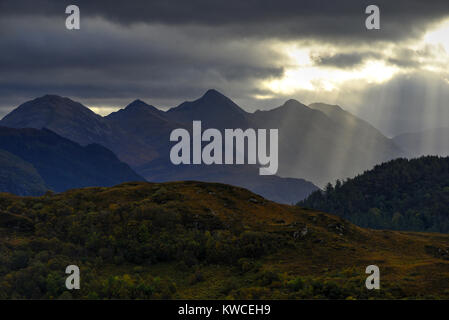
<box><xmin>1</xmin><ymin>0</ymin><xmax>449</xmax><ymax>136</ymax></box>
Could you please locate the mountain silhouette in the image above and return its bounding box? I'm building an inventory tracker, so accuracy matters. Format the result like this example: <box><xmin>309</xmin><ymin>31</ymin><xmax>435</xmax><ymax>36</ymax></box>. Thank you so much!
<box><xmin>1</xmin><ymin>95</ymin><xmax>107</xmax><ymax>145</ymax></box>
<box><xmin>0</xmin><ymin>149</ymin><xmax>47</xmax><ymax>196</ymax></box>
<box><xmin>249</xmin><ymin>100</ymin><xmax>404</xmax><ymax>186</ymax></box>
<box><xmin>105</xmin><ymin>99</ymin><xmax>184</xmax><ymax>156</ymax></box>
<box><xmin>0</xmin><ymin>126</ymin><xmax>144</xmax><ymax>193</ymax></box>
<box><xmin>167</xmin><ymin>89</ymin><xmax>249</xmax><ymax>128</ymax></box>
<box><xmin>0</xmin><ymin>95</ymin><xmax>155</xmax><ymax>167</ymax></box>
<box><xmin>0</xmin><ymin>90</ymin><xmax>405</xmax><ymax>201</ymax></box>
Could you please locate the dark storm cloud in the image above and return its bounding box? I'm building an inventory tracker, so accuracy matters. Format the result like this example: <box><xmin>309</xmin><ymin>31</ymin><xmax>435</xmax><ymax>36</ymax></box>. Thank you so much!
<box><xmin>1</xmin><ymin>0</ymin><xmax>449</xmax><ymax>42</ymax></box>
<box><xmin>1</xmin><ymin>0</ymin><xmax>449</xmax><ymax>118</ymax></box>
<box><xmin>385</xmin><ymin>46</ymin><xmax>446</xmax><ymax>69</ymax></box>
<box><xmin>312</xmin><ymin>52</ymin><xmax>383</xmax><ymax>68</ymax></box>
<box><xmin>0</xmin><ymin>16</ymin><xmax>284</xmax><ymax>111</ymax></box>
<box><xmin>310</xmin><ymin>48</ymin><xmax>428</xmax><ymax>70</ymax></box>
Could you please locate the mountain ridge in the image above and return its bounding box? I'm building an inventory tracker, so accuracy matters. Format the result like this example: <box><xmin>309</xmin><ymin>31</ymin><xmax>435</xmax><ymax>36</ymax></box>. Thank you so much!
<box><xmin>0</xmin><ymin>126</ymin><xmax>145</xmax><ymax>193</ymax></box>
<box><xmin>0</xmin><ymin>90</ymin><xmax>405</xmax><ymax>201</ymax></box>
<box><xmin>167</xmin><ymin>89</ymin><xmax>249</xmax><ymax>128</ymax></box>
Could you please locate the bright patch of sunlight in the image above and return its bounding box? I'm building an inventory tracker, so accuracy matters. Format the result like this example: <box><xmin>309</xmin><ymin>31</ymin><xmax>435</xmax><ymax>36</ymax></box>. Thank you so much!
<box><xmin>89</xmin><ymin>106</ymin><xmax>120</xmax><ymax>116</ymax></box>
<box><xmin>424</xmin><ymin>19</ymin><xmax>449</xmax><ymax>53</ymax></box>
<box><xmin>263</xmin><ymin>44</ymin><xmax>398</xmax><ymax>95</ymax></box>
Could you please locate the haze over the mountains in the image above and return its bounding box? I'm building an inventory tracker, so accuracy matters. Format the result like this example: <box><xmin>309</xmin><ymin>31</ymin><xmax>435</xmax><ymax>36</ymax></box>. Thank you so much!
<box><xmin>393</xmin><ymin>127</ymin><xmax>449</xmax><ymax>157</ymax></box>
<box><xmin>0</xmin><ymin>89</ymin><xmax>422</xmax><ymax>203</ymax></box>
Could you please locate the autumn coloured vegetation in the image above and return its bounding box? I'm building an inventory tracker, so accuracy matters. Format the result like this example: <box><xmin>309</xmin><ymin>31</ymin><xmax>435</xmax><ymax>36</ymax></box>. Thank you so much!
<box><xmin>1</xmin><ymin>181</ymin><xmax>448</xmax><ymax>299</ymax></box>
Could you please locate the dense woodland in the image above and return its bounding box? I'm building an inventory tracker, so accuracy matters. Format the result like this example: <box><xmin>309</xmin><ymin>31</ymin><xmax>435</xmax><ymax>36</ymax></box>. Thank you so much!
<box><xmin>299</xmin><ymin>156</ymin><xmax>449</xmax><ymax>233</ymax></box>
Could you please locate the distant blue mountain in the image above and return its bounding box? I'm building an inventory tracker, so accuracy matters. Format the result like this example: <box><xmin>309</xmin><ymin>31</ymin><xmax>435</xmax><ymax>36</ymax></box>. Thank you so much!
<box><xmin>0</xmin><ymin>126</ymin><xmax>144</xmax><ymax>194</ymax></box>
<box><xmin>0</xmin><ymin>149</ymin><xmax>47</xmax><ymax>196</ymax></box>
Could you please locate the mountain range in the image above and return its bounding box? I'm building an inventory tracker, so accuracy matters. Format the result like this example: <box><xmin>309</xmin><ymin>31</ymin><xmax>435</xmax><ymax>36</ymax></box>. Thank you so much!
<box><xmin>0</xmin><ymin>89</ymin><xmax>410</xmax><ymax>202</ymax></box>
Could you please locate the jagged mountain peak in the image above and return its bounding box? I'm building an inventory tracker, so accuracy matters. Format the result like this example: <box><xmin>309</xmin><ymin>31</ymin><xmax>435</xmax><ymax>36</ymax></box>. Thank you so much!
<box><xmin>21</xmin><ymin>94</ymin><xmax>95</xmax><ymax>113</ymax></box>
<box><xmin>166</xmin><ymin>89</ymin><xmax>249</xmax><ymax>128</ymax></box>
<box><xmin>106</xmin><ymin>99</ymin><xmax>168</xmax><ymax>123</ymax></box>
<box><xmin>118</xmin><ymin>99</ymin><xmax>161</xmax><ymax>115</ymax></box>
<box><xmin>126</xmin><ymin>99</ymin><xmax>154</xmax><ymax>109</ymax></box>
<box><xmin>169</xmin><ymin>89</ymin><xmax>247</xmax><ymax>115</ymax></box>
<box><xmin>0</xmin><ymin>95</ymin><xmax>114</xmax><ymax>149</ymax></box>
<box><xmin>280</xmin><ymin>99</ymin><xmax>311</xmax><ymax>110</ymax></box>
<box><xmin>201</xmin><ymin>88</ymin><xmax>228</xmax><ymax>100</ymax></box>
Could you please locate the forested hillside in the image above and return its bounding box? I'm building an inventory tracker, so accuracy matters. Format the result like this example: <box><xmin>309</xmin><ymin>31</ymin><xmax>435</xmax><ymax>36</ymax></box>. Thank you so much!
<box><xmin>1</xmin><ymin>181</ymin><xmax>449</xmax><ymax>299</ymax></box>
<box><xmin>299</xmin><ymin>156</ymin><xmax>449</xmax><ymax>233</ymax></box>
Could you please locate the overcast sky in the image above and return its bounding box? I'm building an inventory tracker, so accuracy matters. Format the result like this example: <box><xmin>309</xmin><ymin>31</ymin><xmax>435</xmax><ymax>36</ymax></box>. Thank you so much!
<box><xmin>1</xmin><ymin>0</ymin><xmax>449</xmax><ymax>135</ymax></box>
